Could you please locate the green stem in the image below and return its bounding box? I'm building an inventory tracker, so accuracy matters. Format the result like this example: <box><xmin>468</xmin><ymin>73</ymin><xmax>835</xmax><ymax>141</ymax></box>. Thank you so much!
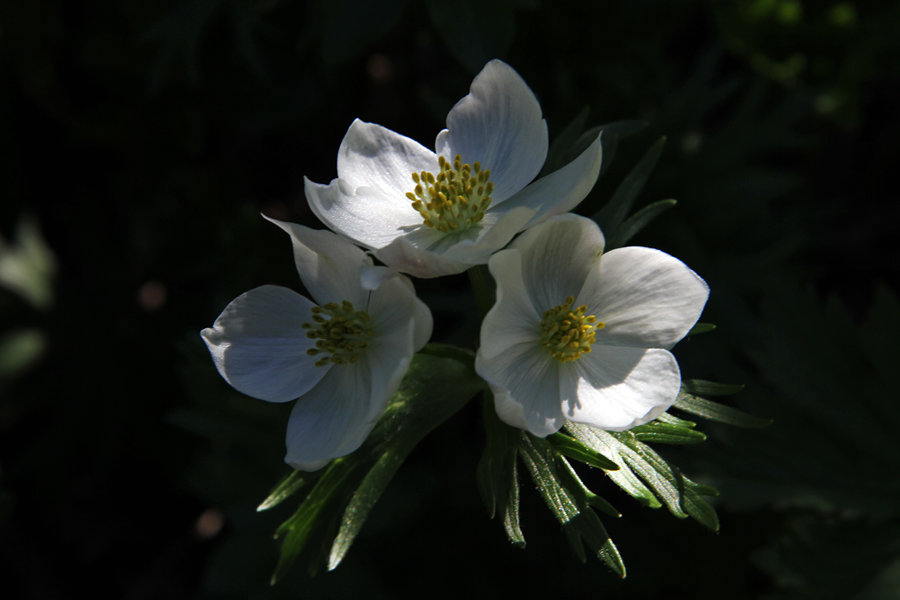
<box><xmin>467</xmin><ymin>264</ymin><xmax>495</xmax><ymax>318</ymax></box>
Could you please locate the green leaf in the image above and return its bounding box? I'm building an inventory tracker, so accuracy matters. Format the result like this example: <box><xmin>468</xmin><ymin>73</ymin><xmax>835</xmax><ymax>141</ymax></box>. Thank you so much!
<box><xmin>547</xmin><ymin>432</ymin><xmax>620</xmax><ymax>470</ymax></box>
<box><xmin>687</xmin><ymin>322</ymin><xmax>717</xmax><ymax>336</ymax></box>
<box><xmin>518</xmin><ymin>434</ymin><xmax>626</xmax><ymax>576</ymax></box>
<box><xmin>630</xmin><ymin>421</ymin><xmax>707</xmax><ymax>445</ymax></box>
<box><xmin>269</xmin><ymin>352</ymin><xmax>484</xmax><ymax>580</ymax></box>
<box><xmin>567</xmin><ymin>423</ymin><xmax>719</xmax><ymax>530</ymax></box>
<box><xmin>271</xmin><ymin>457</ymin><xmax>356</xmax><ymax>584</ymax></box>
<box><xmin>258</xmin><ymin>471</ymin><xmax>307</xmax><ymax>512</ymax></box>
<box><xmin>425</xmin><ymin>0</ymin><xmax>515</xmax><ymax>73</ymax></box>
<box><xmin>327</xmin><ymin>353</ymin><xmax>484</xmax><ymax>570</ymax></box>
<box><xmin>477</xmin><ymin>394</ymin><xmax>525</xmax><ymax>547</ymax></box>
<box><xmin>542</xmin><ymin>106</ymin><xmax>591</xmax><ymax>176</ymax></box>
<box><xmin>592</xmin><ymin>136</ymin><xmax>666</xmax><ymax>237</ymax></box>
<box><xmin>674</xmin><ymin>392</ymin><xmax>772</xmax><ymax>428</ymax></box>
<box><xmin>682</xmin><ymin>379</ymin><xmax>745</xmax><ymax>396</ymax></box>
<box><xmin>605</xmin><ymin>199</ymin><xmax>677</xmax><ymax>250</ymax></box>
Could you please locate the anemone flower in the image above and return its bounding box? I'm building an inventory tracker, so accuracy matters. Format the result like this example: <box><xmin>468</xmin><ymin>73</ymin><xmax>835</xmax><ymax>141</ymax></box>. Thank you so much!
<box><xmin>305</xmin><ymin>59</ymin><xmax>603</xmax><ymax>278</ymax></box>
<box><xmin>201</xmin><ymin>218</ymin><xmax>432</xmax><ymax>470</ymax></box>
<box><xmin>475</xmin><ymin>214</ymin><xmax>709</xmax><ymax>436</ymax></box>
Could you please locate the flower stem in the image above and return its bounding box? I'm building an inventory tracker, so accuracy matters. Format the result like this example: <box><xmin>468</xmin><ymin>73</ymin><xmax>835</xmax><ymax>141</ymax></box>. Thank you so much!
<box><xmin>468</xmin><ymin>264</ymin><xmax>495</xmax><ymax>318</ymax></box>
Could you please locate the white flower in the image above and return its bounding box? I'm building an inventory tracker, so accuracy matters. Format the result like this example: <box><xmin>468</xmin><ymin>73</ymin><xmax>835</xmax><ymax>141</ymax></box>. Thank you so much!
<box><xmin>304</xmin><ymin>59</ymin><xmax>604</xmax><ymax>278</ymax></box>
<box><xmin>201</xmin><ymin>218</ymin><xmax>432</xmax><ymax>471</ymax></box>
<box><xmin>475</xmin><ymin>214</ymin><xmax>709</xmax><ymax>437</ymax></box>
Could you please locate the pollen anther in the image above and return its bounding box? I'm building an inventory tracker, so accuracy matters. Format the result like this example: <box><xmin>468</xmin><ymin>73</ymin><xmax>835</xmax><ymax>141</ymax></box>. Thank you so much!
<box><xmin>408</xmin><ymin>154</ymin><xmax>494</xmax><ymax>233</ymax></box>
<box><xmin>539</xmin><ymin>296</ymin><xmax>605</xmax><ymax>363</ymax></box>
<box><xmin>301</xmin><ymin>300</ymin><xmax>374</xmax><ymax>367</ymax></box>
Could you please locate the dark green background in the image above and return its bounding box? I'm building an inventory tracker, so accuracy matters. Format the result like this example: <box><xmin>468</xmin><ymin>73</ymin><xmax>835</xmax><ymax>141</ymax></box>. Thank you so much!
<box><xmin>2</xmin><ymin>0</ymin><xmax>899</xmax><ymax>598</ymax></box>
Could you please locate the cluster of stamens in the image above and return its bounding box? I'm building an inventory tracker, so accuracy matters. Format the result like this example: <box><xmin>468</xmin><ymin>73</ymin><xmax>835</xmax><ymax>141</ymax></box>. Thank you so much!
<box><xmin>539</xmin><ymin>296</ymin><xmax>604</xmax><ymax>362</ymax></box>
<box><xmin>406</xmin><ymin>154</ymin><xmax>494</xmax><ymax>233</ymax></box>
<box><xmin>302</xmin><ymin>300</ymin><xmax>374</xmax><ymax>367</ymax></box>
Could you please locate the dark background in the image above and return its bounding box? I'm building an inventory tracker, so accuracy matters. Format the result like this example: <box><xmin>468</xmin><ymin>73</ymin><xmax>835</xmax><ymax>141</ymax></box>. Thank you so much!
<box><xmin>2</xmin><ymin>0</ymin><xmax>899</xmax><ymax>598</ymax></box>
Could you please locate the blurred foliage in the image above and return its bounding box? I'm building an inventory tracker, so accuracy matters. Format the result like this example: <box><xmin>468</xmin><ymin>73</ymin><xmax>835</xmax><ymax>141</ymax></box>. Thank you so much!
<box><xmin>710</xmin><ymin>0</ymin><xmax>900</xmax><ymax>127</ymax></box>
<box><xmin>0</xmin><ymin>0</ymin><xmax>898</xmax><ymax>598</ymax></box>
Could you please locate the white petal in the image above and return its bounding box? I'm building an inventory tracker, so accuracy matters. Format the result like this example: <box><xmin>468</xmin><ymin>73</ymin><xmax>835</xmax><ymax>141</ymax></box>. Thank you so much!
<box><xmin>201</xmin><ymin>285</ymin><xmax>327</xmax><ymax>403</ymax></box>
<box><xmin>480</xmin><ymin>248</ymin><xmax>541</xmax><ymax>360</ymax></box>
<box><xmin>337</xmin><ymin>119</ymin><xmax>438</xmax><ymax>200</ymax></box>
<box><xmin>475</xmin><ymin>341</ymin><xmax>564</xmax><ymax>437</ymax></box>
<box><xmin>366</xmin><ymin>282</ymin><xmax>418</xmax><ymax>421</ymax></box>
<box><xmin>577</xmin><ymin>246</ymin><xmax>709</xmax><ymax>349</ymax></box>
<box><xmin>361</xmin><ymin>266</ymin><xmax>433</xmax><ymax>352</ymax></box>
<box><xmin>560</xmin><ymin>346</ymin><xmax>681</xmax><ymax>431</ymax></box>
<box><xmin>503</xmin><ymin>134</ymin><xmax>603</xmax><ymax>227</ymax></box>
<box><xmin>304</xmin><ymin>177</ymin><xmax>420</xmax><ymax>250</ymax></box>
<box><xmin>394</xmin><ymin>275</ymin><xmax>434</xmax><ymax>351</ymax></box>
<box><xmin>374</xmin><ymin>235</ymin><xmax>471</xmax><ymax>278</ymax></box>
<box><xmin>509</xmin><ymin>214</ymin><xmax>605</xmax><ymax>314</ymax></box>
<box><xmin>284</xmin><ymin>362</ymin><xmax>375</xmax><ymax>471</ymax></box>
<box><xmin>264</xmin><ymin>217</ymin><xmax>370</xmax><ymax>308</ymax></box>
<box><xmin>435</xmin><ymin>60</ymin><xmax>548</xmax><ymax>202</ymax></box>
<box><xmin>438</xmin><ymin>205</ymin><xmax>535</xmax><ymax>263</ymax></box>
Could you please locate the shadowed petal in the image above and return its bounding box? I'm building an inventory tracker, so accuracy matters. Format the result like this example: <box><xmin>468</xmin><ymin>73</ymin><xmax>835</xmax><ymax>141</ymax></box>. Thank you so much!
<box><xmin>435</xmin><ymin>60</ymin><xmax>548</xmax><ymax>202</ymax></box>
<box><xmin>284</xmin><ymin>362</ymin><xmax>374</xmax><ymax>471</ymax></box>
<box><xmin>510</xmin><ymin>214</ymin><xmax>606</xmax><ymax>314</ymax></box>
<box><xmin>201</xmin><ymin>285</ymin><xmax>327</xmax><ymax>403</ymax></box>
<box><xmin>481</xmin><ymin>248</ymin><xmax>541</xmax><ymax>360</ymax></box>
<box><xmin>264</xmin><ymin>217</ymin><xmax>371</xmax><ymax>308</ymax></box>
<box><xmin>503</xmin><ymin>134</ymin><xmax>603</xmax><ymax>226</ymax></box>
<box><xmin>577</xmin><ymin>246</ymin><xmax>709</xmax><ymax>349</ymax></box>
<box><xmin>305</xmin><ymin>177</ymin><xmax>420</xmax><ymax>250</ymax></box>
<box><xmin>337</xmin><ymin>119</ymin><xmax>438</xmax><ymax>200</ymax></box>
<box><xmin>476</xmin><ymin>341</ymin><xmax>564</xmax><ymax>437</ymax></box>
<box><xmin>560</xmin><ymin>346</ymin><xmax>681</xmax><ymax>430</ymax></box>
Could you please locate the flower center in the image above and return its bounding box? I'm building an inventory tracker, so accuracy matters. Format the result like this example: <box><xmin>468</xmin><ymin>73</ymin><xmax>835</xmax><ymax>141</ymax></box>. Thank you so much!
<box><xmin>405</xmin><ymin>154</ymin><xmax>494</xmax><ymax>233</ymax></box>
<box><xmin>539</xmin><ymin>296</ymin><xmax>605</xmax><ymax>363</ymax></box>
<box><xmin>302</xmin><ymin>300</ymin><xmax>373</xmax><ymax>367</ymax></box>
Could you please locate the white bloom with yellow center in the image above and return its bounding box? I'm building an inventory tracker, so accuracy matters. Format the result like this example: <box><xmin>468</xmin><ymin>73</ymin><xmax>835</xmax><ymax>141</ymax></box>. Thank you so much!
<box><xmin>475</xmin><ymin>214</ymin><xmax>709</xmax><ymax>437</ymax></box>
<box><xmin>201</xmin><ymin>218</ymin><xmax>432</xmax><ymax>471</ymax></box>
<box><xmin>304</xmin><ymin>60</ymin><xmax>604</xmax><ymax>278</ymax></box>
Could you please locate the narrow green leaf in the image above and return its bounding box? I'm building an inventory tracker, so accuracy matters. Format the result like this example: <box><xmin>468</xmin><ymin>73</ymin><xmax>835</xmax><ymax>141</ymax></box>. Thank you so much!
<box><xmin>655</xmin><ymin>412</ymin><xmax>698</xmax><ymax>429</ymax></box>
<box><xmin>542</xmin><ymin>106</ymin><xmax>591</xmax><ymax>176</ymax></box>
<box><xmin>688</xmin><ymin>323</ymin><xmax>717</xmax><ymax>336</ymax></box>
<box><xmin>682</xmin><ymin>379</ymin><xmax>745</xmax><ymax>396</ymax></box>
<box><xmin>630</xmin><ymin>421</ymin><xmax>707</xmax><ymax>445</ymax></box>
<box><xmin>327</xmin><ymin>353</ymin><xmax>484</xmax><ymax>570</ymax></box>
<box><xmin>674</xmin><ymin>392</ymin><xmax>773</xmax><ymax>428</ymax></box>
<box><xmin>611</xmin><ymin>432</ymin><xmax>719</xmax><ymax>529</ymax></box>
<box><xmin>671</xmin><ymin>467</ymin><xmax>720</xmax><ymax>531</ymax></box>
<box><xmin>605</xmin><ymin>199</ymin><xmax>677</xmax><ymax>250</ymax></box>
<box><xmin>548</xmin><ymin>432</ymin><xmax>620</xmax><ymax>470</ymax></box>
<box><xmin>271</xmin><ymin>457</ymin><xmax>356</xmax><ymax>584</ymax></box>
<box><xmin>567</xmin><ymin>424</ymin><xmax>661</xmax><ymax>508</ymax></box>
<box><xmin>592</xmin><ymin>137</ymin><xmax>666</xmax><ymax>236</ymax></box>
<box><xmin>477</xmin><ymin>393</ymin><xmax>525</xmax><ymax>546</ymax></box>
<box><xmin>568</xmin><ymin>423</ymin><xmax>720</xmax><ymax>530</ymax></box>
<box><xmin>557</xmin><ymin>457</ymin><xmax>621</xmax><ymax>518</ymax></box>
<box><xmin>258</xmin><ymin>470</ymin><xmax>307</xmax><ymax>512</ymax></box>
<box><xmin>519</xmin><ymin>434</ymin><xmax>626</xmax><ymax>575</ymax></box>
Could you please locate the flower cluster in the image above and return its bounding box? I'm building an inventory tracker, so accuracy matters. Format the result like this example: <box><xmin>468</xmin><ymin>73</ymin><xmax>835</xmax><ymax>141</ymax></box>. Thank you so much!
<box><xmin>202</xmin><ymin>60</ymin><xmax>708</xmax><ymax>471</ymax></box>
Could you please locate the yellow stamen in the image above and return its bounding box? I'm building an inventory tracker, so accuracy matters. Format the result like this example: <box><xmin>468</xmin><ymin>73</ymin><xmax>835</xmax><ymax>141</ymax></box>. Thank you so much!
<box><xmin>539</xmin><ymin>296</ymin><xmax>605</xmax><ymax>362</ymax></box>
<box><xmin>407</xmin><ymin>154</ymin><xmax>494</xmax><ymax>234</ymax></box>
<box><xmin>301</xmin><ymin>300</ymin><xmax>374</xmax><ymax>367</ymax></box>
